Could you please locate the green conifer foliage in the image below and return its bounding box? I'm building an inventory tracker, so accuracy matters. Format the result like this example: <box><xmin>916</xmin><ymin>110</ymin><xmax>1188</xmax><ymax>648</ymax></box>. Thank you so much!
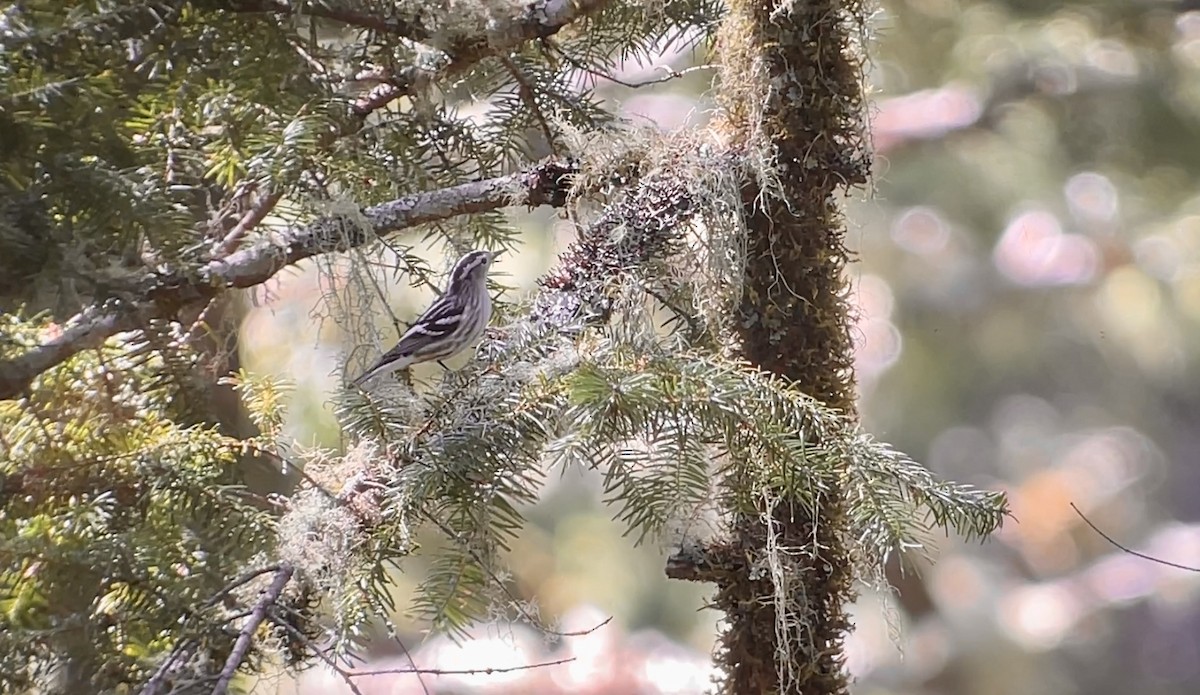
<box><xmin>0</xmin><ymin>2</ymin><xmax>1006</xmax><ymax>693</ymax></box>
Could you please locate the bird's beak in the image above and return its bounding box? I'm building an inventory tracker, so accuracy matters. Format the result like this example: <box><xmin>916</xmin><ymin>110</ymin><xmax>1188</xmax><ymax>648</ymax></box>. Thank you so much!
<box><xmin>491</xmin><ymin>249</ymin><xmax>505</xmax><ymax>260</ymax></box>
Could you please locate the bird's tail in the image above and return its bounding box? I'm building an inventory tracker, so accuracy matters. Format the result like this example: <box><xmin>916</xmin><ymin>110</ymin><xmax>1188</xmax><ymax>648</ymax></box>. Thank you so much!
<box><xmin>349</xmin><ymin>364</ymin><xmax>378</xmax><ymax>387</ymax></box>
<box><xmin>350</xmin><ymin>356</ymin><xmax>410</xmax><ymax>387</ymax></box>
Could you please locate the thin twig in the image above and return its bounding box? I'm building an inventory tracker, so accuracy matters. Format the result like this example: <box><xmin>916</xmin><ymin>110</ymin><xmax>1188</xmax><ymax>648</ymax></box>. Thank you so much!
<box><xmin>350</xmin><ymin>656</ymin><xmax>576</xmax><ymax>677</ymax></box>
<box><xmin>183</xmin><ymin>296</ymin><xmax>222</xmax><ymax>345</ymax></box>
<box><xmin>211</xmin><ymin>566</ymin><xmax>295</xmax><ymax>695</ymax></box>
<box><xmin>549</xmin><ymin>43</ymin><xmax>715</xmax><ymax>89</ymax></box>
<box><xmin>271</xmin><ymin>612</ymin><xmax>367</xmax><ymax>695</ymax></box>
<box><xmin>286</xmin><ymin>34</ymin><xmax>330</xmax><ymax>77</ymax></box>
<box><xmin>419</xmin><ymin>509</ymin><xmax>614</xmax><ymax>639</ymax></box>
<box><xmin>1070</xmin><ymin>502</ymin><xmax>1200</xmax><ymax>572</ymax></box>
<box><xmin>211</xmin><ymin>191</ymin><xmax>284</xmax><ymax>259</ymax></box>
<box><xmin>386</xmin><ymin>631</ymin><xmax>431</xmax><ymax>695</ymax></box>
<box><xmin>203</xmin><ymin>564</ymin><xmax>287</xmax><ymax>609</ymax></box>
<box><xmin>499</xmin><ymin>54</ymin><xmax>559</xmax><ymax>156</ymax></box>
<box><xmin>234</xmin><ymin>440</ymin><xmax>340</xmax><ymax>502</ymax></box>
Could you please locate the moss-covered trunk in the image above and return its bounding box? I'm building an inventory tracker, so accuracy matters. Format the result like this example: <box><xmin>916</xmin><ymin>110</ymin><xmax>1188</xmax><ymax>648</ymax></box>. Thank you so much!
<box><xmin>711</xmin><ymin>1</ymin><xmax>871</xmax><ymax>692</ymax></box>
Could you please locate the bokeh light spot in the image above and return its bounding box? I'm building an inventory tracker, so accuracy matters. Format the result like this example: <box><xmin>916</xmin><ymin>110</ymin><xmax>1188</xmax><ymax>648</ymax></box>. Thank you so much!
<box><xmin>891</xmin><ymin>206</ymin><xmax>952</xmax><ymax>255</ymax></box>
<box><xmin>997</xmin><ymin>581</ymin><xmax>1082</xmax><ymax>651</ymax></box>
<box><xmin>1065</xmin><ymin>171</ymin><xmax>1119</xmax><ymax>223</ymax></box>
<box><xmin>993</xmin><ymin>209</ymin><xmax>1100</xmax><ymax>286</ymax></box>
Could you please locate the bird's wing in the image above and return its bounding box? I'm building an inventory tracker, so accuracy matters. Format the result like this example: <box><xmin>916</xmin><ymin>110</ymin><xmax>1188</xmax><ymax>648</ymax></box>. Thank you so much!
<box><xmin>351</xmin><ymin>296</ymin><xmax>463</xmax><ymax>385</ymax></box>
<box><xmin>402</xmin><ymin>296</ymin><xmax>462</xmax><ymax>340</ymax></box>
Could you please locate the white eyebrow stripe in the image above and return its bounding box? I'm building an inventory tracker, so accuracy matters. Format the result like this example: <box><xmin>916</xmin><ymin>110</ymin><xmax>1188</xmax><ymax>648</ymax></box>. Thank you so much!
<box><xmin>446</xmin><ymin>250</ymin><xmax>493</xmax><ymax>287</ymax></box>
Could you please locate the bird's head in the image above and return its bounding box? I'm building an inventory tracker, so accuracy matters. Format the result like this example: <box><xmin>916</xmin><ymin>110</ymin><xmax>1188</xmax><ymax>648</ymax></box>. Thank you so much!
<box><xmin>448</xmin><ymin>249</ymin><xmax>500</xmax><ymax>288</ymax></box>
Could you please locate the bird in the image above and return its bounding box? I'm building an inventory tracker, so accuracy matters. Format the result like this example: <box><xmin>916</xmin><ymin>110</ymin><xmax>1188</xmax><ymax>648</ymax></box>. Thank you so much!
<box><xmin>350</xmin><ymin>249</ymin><xmax>498</xmax><ymax>386</ymax></box>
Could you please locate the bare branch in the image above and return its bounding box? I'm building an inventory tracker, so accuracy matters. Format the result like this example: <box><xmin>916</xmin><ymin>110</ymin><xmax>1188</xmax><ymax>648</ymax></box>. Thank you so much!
<box><xmin>139</xmin><ymin>567</ymin><xmax>286</xmax><ymax>695</ymax></box>
<box><xmin>351</xmin><ymin>81</ymin><xmax>410</xmax><ymax>117</ymax></box>
<box><xmin>431</xmin><ymin>0</ymin><xmax>612</xmax><ymax>63</ymax></box>
<box><xmin>211</xmin><ymin>191</ymin><xmax>284</xmax><ymax>259</ymax></box>
<box><xmin>138</xmin><ymin>638</ymin><xmax>197</xmax><ymax>695</ymax></box>
<box><xmin>665</xmin><ymin>542</ymin><xmax>739</xmax><ymax>583</ymax></box>
<box><xmin>210</xmin><ymin>161</ymin><xmax>575</xmax><ymax>289</ymax></box>
<box><xmin>1071</xmin><ymin>502</ymin><xmax>1200</xmax><ymax>573</ymax></box>
<box><xmin>211</xmin><ymin>566</ymin><xmax>295</xmax><ymax>695</ymax></box>
<box><xmin>270</xmin><ymin>610</ymin><xmax>366</xmax><ymax>695</ymax></box>
<box><xmin>0</xmin><ymin>161</ymin><xmax>577</xmax><ymax>401</ymax></box>
<box><xmin>549</xmin><ymin>42</ymin><xmax>716</xmax><ymax>90</ymax></box>
<box><xmin>350</xmin><ymin>656</ymin><xmax>576</xmax><ymax>678</ymax></box>
<box><xmin>0</xmin><ymin>305</ymin><xmax>158</xmax><ymax>397</ymax></box>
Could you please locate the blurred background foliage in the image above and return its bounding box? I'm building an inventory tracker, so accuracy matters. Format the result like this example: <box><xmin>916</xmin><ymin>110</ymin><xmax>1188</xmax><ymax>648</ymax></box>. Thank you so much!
<box><xmin>236</xmin><ymin>0</ymin><xmax>1200</xmax><ymax>693</ymax></box>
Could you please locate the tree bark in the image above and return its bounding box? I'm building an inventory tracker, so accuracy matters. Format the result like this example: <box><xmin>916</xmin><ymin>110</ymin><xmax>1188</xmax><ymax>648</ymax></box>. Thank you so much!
<box><xmin>705</xmin><ymin>1</ymin><xmax>872</xmax><ymax>692</ymax></box>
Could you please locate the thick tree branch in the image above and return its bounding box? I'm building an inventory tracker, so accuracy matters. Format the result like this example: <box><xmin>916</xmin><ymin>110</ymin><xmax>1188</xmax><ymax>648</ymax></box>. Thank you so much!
<box><xmin>528</xmin><ymin>164</ymin><xmax>706</xmax><ymax>330</ymax></box>
<box><xmin>0</xmin><ymin>161</ymin><xmax>577</xmax><ymax>401</ymax></box>
<box><xmin>227</xmin><ymin>0</ymin><xmax>614</xmax><ymax>49</ymax></box>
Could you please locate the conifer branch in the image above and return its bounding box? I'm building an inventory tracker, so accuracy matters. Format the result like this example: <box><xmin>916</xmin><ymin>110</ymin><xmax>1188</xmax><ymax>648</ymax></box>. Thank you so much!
<box><xmin>223</xmin><ymin>0</ymin><xmax>434</xmax><ymax>40</ymax></box>
<box><xmin>225</xmin><ymin>0</ymin><xmax>613</xmax><ymax>50</ymax></box>
<box><xmin>0</xmin><ymin>161</ymin><xmax>578</xmax><ymax>401</ymax></box>
<box><xmin>224</xmin><ymin>0</ymin><xmax>612</xmax><ymax>115</ymax></box>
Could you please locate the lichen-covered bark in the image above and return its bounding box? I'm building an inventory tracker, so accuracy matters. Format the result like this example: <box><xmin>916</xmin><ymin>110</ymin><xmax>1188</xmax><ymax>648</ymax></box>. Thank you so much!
<box><xmin>710</xmin><ymin>1</ymin><xmax>872</xmax><ymax>692</ymax></box>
